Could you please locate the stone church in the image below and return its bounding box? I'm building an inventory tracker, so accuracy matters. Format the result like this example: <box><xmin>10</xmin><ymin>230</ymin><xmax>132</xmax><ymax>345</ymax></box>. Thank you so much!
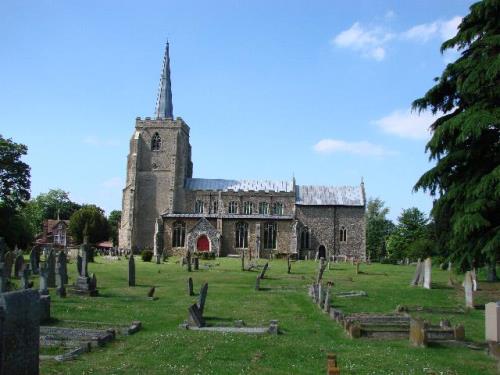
<box><xmin>119</xmin><ymin>43</ymin><xmax>366</xmax><ymax>260</ymax></box>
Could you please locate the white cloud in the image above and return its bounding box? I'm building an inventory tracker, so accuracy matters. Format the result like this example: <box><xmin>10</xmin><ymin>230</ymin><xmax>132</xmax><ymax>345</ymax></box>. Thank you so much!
<box><xmin>385</xmin><ymin>10</ymin><xmax>396</xmax><ymax>19</ymax></box>
<box><xmin>373</xmin><ymin>109</ymin><xmax>438</xmax><ymax>140</ymax></box>
<box><xmin>313</xmin><ymin>139</ymin><xmax>395</xmax><ymax>157</ymax></box>
<box><xmin>83</xmin><ymin>136</ymin><xmax>120</xmax><ymax>147</ymax></box>
<box><xmin>401</xmin><ymin>16</ymin><xmax>462</xmax><ymax>43</ymax></box>
<box><xmin>332</xmin><ymin>22</ymin><xmax>394</xmax><ymax>61</ymax></box>
<box><xmin>102</xmin><ymin>177</ymin><xmax>123</xmax><ymax>189</ymax></box>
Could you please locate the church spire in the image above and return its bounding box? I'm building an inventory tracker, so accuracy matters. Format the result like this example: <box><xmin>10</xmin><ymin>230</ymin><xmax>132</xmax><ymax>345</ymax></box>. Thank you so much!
<box><xmin>155</xmin><ymin>41</ymin><xmax>173</xmax><ymax>119</ymax></box>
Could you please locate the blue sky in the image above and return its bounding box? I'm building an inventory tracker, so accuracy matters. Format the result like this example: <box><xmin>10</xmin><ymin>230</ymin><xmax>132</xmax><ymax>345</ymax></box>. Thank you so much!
<box><xmin>0</xmin><ymin>0</ymin><xmax>474</xmax><ymax>221</ymax></box>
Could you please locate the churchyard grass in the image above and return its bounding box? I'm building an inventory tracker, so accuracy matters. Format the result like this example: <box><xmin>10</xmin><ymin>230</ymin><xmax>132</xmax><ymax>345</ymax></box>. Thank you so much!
<box><xmin>34</xmin><ymin>257</ymin><xmax>498</xmax><ymax>374</ymax></box>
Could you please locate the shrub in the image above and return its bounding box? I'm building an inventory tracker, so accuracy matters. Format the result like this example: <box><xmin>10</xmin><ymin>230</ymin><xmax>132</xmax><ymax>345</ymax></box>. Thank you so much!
<box><xmin>141</xmin><ymin>250</ymin><xmax>153</xmax><ymax>262</ymax></box>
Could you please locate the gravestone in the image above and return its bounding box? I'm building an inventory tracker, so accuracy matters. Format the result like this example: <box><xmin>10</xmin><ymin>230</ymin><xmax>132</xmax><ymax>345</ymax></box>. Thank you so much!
<box><xmin>464</xmin><ymin>271</ymin><xmax>474</xmax><ymax>309</ymax></box>
<box><xmin>316</xmin><ymin>259</ymin><xmax>327</xmax><ymax>284</ymax></box>
<box><xmin>20</xmin><ymin>268</ymin><xmax>30</xmax><ymax>289</ymax></box>
<box><xmin>193</xmin><ymin>257</ymin><xmax>199</xmax><ymax>270</ymax></box>
<box><xmin>39</xmin><ymin>294</ymin><xmax>51</xmax><ymax>323</ymax></box>
<box><xmin>241</xmin><ymin>251</ymin><xmax>245</xmax><ymax>271</ymax></box>
<box><xmin>75</xmin><ymin>239</ymin><xmax>98</xmax><ymax>296</ymax></box>
<box><xmin>355</xmin><ymin>261</ymin><xmax>360</xmax><ymax>275</ymax></box>
<box><xmin>14</xmin><ymin>253</ymin><xmax>24</xmax><ymax>278</ymax></box>
<box><xmin>128</xmin><ymin>254</ymin><xmax>136</xmax><ymax>287</ymax></box>
<box><xmin>287</xmin><ymin>255</ymin><xmax>292</xmax><ymax>274</ymax></box>
<box><xmin>147</xmin><ymin>286</ymin><xmax>156</xmax><ymax>299</ymax></box>
<box><xmin>155</xmin><ymin>254</ymin><xmax>161</xmax><ymax>264</ymax></box>
<box><xmin>447</xmin><ymin>262</ymin><xmax>454</xmax><ymax>287</ymax></box>
<box><xmin>46</xmin><ymin>249</ymin><xmax>56</xmax><ymax>287</ymax></box>
<box><xmin>188</xmin><ymin>277</ymin><xmax>194</xmax><ymax>296</ymax></box>
<box><xmin>259</xmin><ymin>262</ymin><xmax>269</xmax><ymax>279</ymax></box>
<box><xmin>77</xmin><ymin>254</ymin><xmax>82</xmax><ymax>276</ymax></box>
<box><xmin>56</xmin><ymin>251</ymin><xmax>68</xmax><ymax>286</ymax></box>
<box><xmin>423</xmin><ymin>258</ymin><xmax>432</xmax><ymax>289</ymax></box>
<box><xmin>0</xmin><ymin>289</ymin><xmax>40</xmax><ymax>375</ymax></box>
<box><xmin>485</xmin><ymin>302</ymin><xmax>500</xmax><ymax>343</ymax></box>
<box><xmin>410</xmin><ymin>260</ymin><xmax>423</xmax><ymax>286</ymax></box>
<box><xmin>161</xmin><ymin>249</ymin><xmax>168</xmax><ymax>262</ymax></box>
<box><xmin>30</xmin><ymin>246</ymin><xmax>40</xmax><ymax>274</ymax></box>
<box><xmin>255</xmin><ymin>275</ymin><xmax>260</xmax><ymax>291</ymax></box>
<box><xmin>188</xmin><ymin>303</ymin><xmax>205</xmax><ymax>328</ymax></box>
<box><xmin>323</xmin><ymin>282</ymin><xmax>333</xmax><ymax>313</ymax></box>
<box><xmin>186</xmin><ymin>251</ymin><xmax>192</xmax><ymax>272</ymax></box>
<box><xmin>4</xmin><ymin>250</ymin><xmax>14</xmax><ymax>278</ymax></box>
<box><xmin>409</xmin><ymin>318</ymin><xmax>427</xmax><ymax>347</ymax></box>
<box><xmin>197</xmin><ymin>282</ymin><xmax>208</xmax><ymax>315</ymax></box>
<box><xmin>471</xmin><ymin>268</ymin><xmax>479</xmax><ymax>291</ymax></box>
<box><xmin>39</xmin><ymin>264</ymin><xmax>49</xmax><ymax>295</ymax></box>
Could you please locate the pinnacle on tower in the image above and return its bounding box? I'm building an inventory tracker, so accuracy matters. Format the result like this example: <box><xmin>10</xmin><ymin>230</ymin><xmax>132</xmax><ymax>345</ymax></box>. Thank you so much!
<box><xmin>155</xmin><ymin>41</ymin><xmax>173</xmax><ymax>119</ymax></box>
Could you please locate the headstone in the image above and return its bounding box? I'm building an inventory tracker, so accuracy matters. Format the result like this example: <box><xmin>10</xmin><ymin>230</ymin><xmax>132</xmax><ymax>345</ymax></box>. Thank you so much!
<box><xmin>423</xmin><ymin>257</ymin><xmax>432</xmax><ymax>289</ymax></box>
<box><xmin>316</xmin><ymin>259</ymin><xmax>327</xmax><ymax>284</ymax></box>
<box><xmin>14</xmin><ymin>253</ymin><xmax>24</xmax><ymax>278</ymax></box>
<box><xmin>355</xmin><ymin>261</ymin><xmax>360</xmax><ymax>275</ymax></box>
<box><xmin>39</xmin><ymin>294</ymin><xmax>51</xmax><ymax>323</ymax></box>
<box><xmin>46</xmin><ymin>249</ymin><xmax>56</xmax><ymax>287</ymax></box>
<box><xmin>410</xmin><ymin>260</ymin><xmax>423</xmax><ymax>286</ymax></box>
<box><xmin>259</xmin><ymin>262</ymin><xmax>269</xmax><ymax>279</ymax></box>
<box><xmin>241</xmin><ymin>251</ymin><xmax>245</xmax><ymax>271</ymax></box>
<box><xmin>188</xmin><ymin>277</ymin><xmax>194</xmax><ymax>296</ymax></box>
<box><xmin>39</xmin><ymin>264</ymin><xmax>49</xmax><ymax>295</ymax></box>
<box><xmin>128</xmin><ymin>254</ymin><xmax>136</xmax><ymax>287</ymax></box>
<box><xmin>255</xmin><ymin>275</ymin><xmax>260</xmax><ymax>291</ymax></box>
<box><xmin>4</xmin><ymin>250</ymin><xmax>14</xmax><ymax>278</ymax></box>
<box><xmin>268</xmin><ymin>320</ymin><xmax>279</xmax><ymax>335</ymax></box>
<box><xmin>327</xmin><ymin>353</ymin><xmax>340</xmax><ymax>375</ymax></box>
<box><xmin>186</xmin><ymin>251</ymin><xmax>192</xmax><ymax>272</ymax></box>
<box><xmin>187</xmin><ymin>303</ymin><xmax>205</xmax><ymax>328</ymax></box>
<box><xmin>464</xmin><ymin>271</ymin><xmax>474</xmax><ymax>309</ymax></box>
<box><xmin>287</xmin><ymin>255</ymin><xmax>291</xmax><ymax>274</ymax></box>
<box><xmin>155</xmin><ymin>254</ymin><xmax>161</xmax><ymax>264</ymax></box>
<box><xmin>20</xmin><ymin>268</ymin><xmax>30</xmax><ymax>289</ymax></box>
<box><xmin>162</xmin><ymin>249</ymin><xmax>168</xmax><ymax>262</ymax></box>
<box><xmin>56</xmin><ymin>251</ymin><xmax>68</xmax><ymax>286</ymax></box>
<box><xmin>193</xmin><ymin>257</ymin><xmax>199</xmax><ymax>270</ymax></box>
<box><xmin>471</xmin><ymin>268</ymin><xmax>479</xmax><ymax>291</ymax></box>
<box><xmin>197</xmin><ymin>282</ymin><xmax>208</xmax><ymax>315</ymax></box>
<box><xmin>447</xmin><ymin>262</ymin><xmax>454</xmax><ymax>287</ymax></box>
<box><xmin>323</xmin><ymin>282</ymin><xmax>333</xmax><ymax>313</ymax></box>
<box><xmin>147</xmin><ymin>286</ymin><xmax>156</xmax><ymax>299</ymax></box>
<box><xmin>0</xmin><ymin>289</ymin><xmax>40</xmax><ymax>375</ymax></box>
<box><xmin>29</xmin><ymin>246</ymin><xmax>39</xmax><ymax>274</ymax></box>
<box><xmin>409</xmin><ymin>318</ymin><xmax>427</xmax><ymax>347</ymax></box>
<box><xmin>77</xmin><ymin>254</ymin><xmax>82</xmax><ymax>276</ymax></box>
<box><xmin>485</xmin><ymin>302</ymin><xmax>500</xmax><ymax>343</ymax></box>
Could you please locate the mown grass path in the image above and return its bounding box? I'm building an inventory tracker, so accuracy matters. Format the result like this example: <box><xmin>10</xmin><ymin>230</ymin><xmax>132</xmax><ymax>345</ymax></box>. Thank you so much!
<box><xmin>38</xmin><ymin>257</ymin><xmax>498</xmax><ymax>374</ymax></box>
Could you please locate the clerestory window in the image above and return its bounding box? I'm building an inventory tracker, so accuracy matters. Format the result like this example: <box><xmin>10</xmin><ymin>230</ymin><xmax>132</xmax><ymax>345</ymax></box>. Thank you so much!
<box><xmin>258</xmin><ymin>202</ymin><xmax>269</xmax><ymax>215</ymax></box>
<box><xmin>228</xmin><ymin>201</ymin><xmax>238</xmax><ymax>214</ymax></box>
<box><xmin>243</xmin><ymin>201</ymin><xmax>254</xmax><ymax>215</ymax></box>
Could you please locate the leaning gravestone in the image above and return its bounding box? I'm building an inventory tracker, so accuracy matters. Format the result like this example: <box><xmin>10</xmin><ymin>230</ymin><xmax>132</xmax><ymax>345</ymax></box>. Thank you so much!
<box><xmin>464</xmin><ymin>271</ymin><xmax>474</xmax><ymax>309</ymax></box>
<box><xmin>188</xmin><ymin>303</ymin><xmax>205</xmax><ymax>327</ymax></box>
<box><xmin>128</xmin><ymin>254</ymin><xmax>136</xmax><ymax>287</ymax></box>
<box><xmin>46</xmin><ymin>249</ymin><xmax>56</xmax><ymax>287</ymax></box>
<box><xmin>30</xmin><ymin>246</ymin><xmax>40</xmax><ymax>274</ymax></box>
<box><xmin>259</xmin><ymin>262</ymin><xmax>269</xmax><ymax>279</ymax></box>
<box><xmin>4</xmin><ymin>250</ymin><xmax>14</xmax><ymax>278</ymax></box>
<box><xmin>410</xmin><ymin>260</ymin><xmax>423</xmax><ymax>286</ymax></box>
<box><xmin>14</xmin><ymin>253</ymin><xmax>24</xmax><ymax>278</ymax></box>
<box><xmin>0</xmin><ymin>289</ymin><xmax>40</xmax><ymax>375</ymax></box>
<box><xmin>197</xmin><ymin>282</ymin><xmax>208</xmax><ymax>315</ymax></box>
<box><xmin>188</xmin><ymin>277</ymin><xmax>194</xmax><ymax>296</ymax></box>
<box><xmin>423</xmin><ymin>258</ymin><xmax>432</xmax><ymax>289</ymax></box>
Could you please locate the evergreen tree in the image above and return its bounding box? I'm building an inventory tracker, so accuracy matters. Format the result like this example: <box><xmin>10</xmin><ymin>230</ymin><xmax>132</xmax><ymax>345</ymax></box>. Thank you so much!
<box><xmin>69</xmin><ymin>205</ymin><xmax>109</xmax><ymax>244</ymax></box>
<box><xmin>413</xmin><ymin>0</ymin><xmax>500</xmax><ymax>279</ymax></box>
<box><xmin>108</xmin><ymin>210</ymin><xmax>122</xmax><ymax>246</ymax></box>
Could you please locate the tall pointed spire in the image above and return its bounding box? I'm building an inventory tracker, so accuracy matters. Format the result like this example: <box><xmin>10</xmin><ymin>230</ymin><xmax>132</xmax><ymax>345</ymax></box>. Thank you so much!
<box><xmin>155</xmin><ymin>41</ymin><xmax>173</xmax><ymax>119</ymax></box>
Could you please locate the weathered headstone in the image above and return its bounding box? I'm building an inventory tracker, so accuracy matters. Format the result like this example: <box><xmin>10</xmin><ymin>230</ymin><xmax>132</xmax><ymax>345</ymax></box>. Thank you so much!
<box><xmin>20</xmin><ymin>268</ymin><xmax>30</xmax><ymax>289</ymax></box>
<box><xmin>241</xmin><ymin>251</ymin><xmax>245</xmax><ymax>271</ymax></box>
<box><xmin>14</xmin><ymin>253</ymin><xmax>24</xmax><ymax>278</ymax></box>
<box><xmin>75</xmin><ymin>239</ymin><xmax>98</xmax><ymax>296</ymax></box>
<box><xmin>39</xmin><ymin>264</ymin><xmax>49</xmax><ymax>295</ymax></box>
<box><xmin>147</xmin><ymin>286</ymin><xmax>156</xmax><ymax>299</ymax></box>
<box><xmin>128</xmin><ymin>254</ymin><xmax>136</xmax><ymax>287</ymax></box>
<box><xmin>56</xmin><ymin>251</ymin><xmax>68</xmax><ymax>286</ymax></box>
<box><xmin>447</xmin><ymin>262</ymin><xmax>454</xmax><ymax>287</ymax></box>
<box><xmin>287</xmin><ymin>255</ymin><xmax>292</xmax><ymax>274</ymax></box>
<box><xmin>186</xmin><ymin>251</ymin><xmax>192</xmax><ymax>272</ymax></box>
<box><xmin>188</xmin><ymin>277</ymin><xmax>194</xmax><ymax>296</ymax></box>
<box><xmin>464</xmin><ymin>271</ymin><xmax>474</xmax><ymax>309</ymax></box>
<box><xmin>46</xmin><ymin>249</ymin><xmax>56</xmax><ymax>288</ymax></box>
<box><xmin>0</xmin><ymin>289</ymin><xmax>40</xmax><ymax>375</ymax></box>
<box><xmin>423</xmin><ymin>257</ymin><xmax>432</xmax><ymax>289</ymax></box>
<box><xmin>485</xmin><ymin>302</ymin><xmax>500</xmax><ymax>343</ymax></box>
<box><xmin>259</xmin><ymin>262</ymin><xmax>269</xmax><ymax>279</ymax></box>
<box><xmin>409</xmin><ymin>317</ymin><xmax>427</xmax><ymax>347</ymax></box>
<box><xmin>471</xmin><ymin>268</ymin><xmax>479</xmax><ymax>291</ymax></box>
<box><xmin>30</xmin><ymin>246</ymin><xmax>40</xmax><ymax>274</ymax></box>
<box><xmin>39</xmin><ymin>294</ymin><xmax>51</xmax><ymax>323</ymax></box>
<box><xmin>197</xmin><ymin>282</ymin><xmax>208</xmax><ymax>315</ymax></box>
<box><xmin>410</xmin><ymin>260</ymin><xmax>423</xmax><ymax>286</ymax></box>
<box><xmin>187</xmin><ymin>303</ymin><xmax>205</xmax><ymax>328</ymax></box>
<box><xmin>4</xmin><ymin>250</ymin><xmax>14</xmax><ymax>278</ymax></box>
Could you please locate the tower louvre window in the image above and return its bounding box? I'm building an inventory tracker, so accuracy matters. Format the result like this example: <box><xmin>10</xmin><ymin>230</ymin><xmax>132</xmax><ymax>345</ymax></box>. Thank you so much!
<box><xmin>228</xmin><ymin>201</ymin><xmax>238</xmax><ymax>214</ymax></box>
<box><xmin>263</xmin><ymin>222</ymin><xmax>277</xmax><ymax>249</ymax></box>
<box><xmin>151</xmin><ymin>133</ymin><xmax>162</xmax><ymax>151</ymax></box>
<box><xmin>172</xmin><ymin>221</ymin><xmax>186</xmax><ymax>247</ymax></box>
<box><xmin>212</xmin><ymin>200</ymin><xmax>219</xmax><ymax>214</ymax></box>
<box><xmin>195</xmin><ymin>200</ymin><xmax>204</xmax><ymax>214</ymax></box>
<box><xmin>258</xmin><ymin>202</ymin><xmax>269</xmax><ymax>215</ymax></box>
<box><xmin>243</xmin><ymin>201</ymin><xmax>253</xmax><ymax>215</ymax></box>
<box><xmin>272</xmin><ymin>202</ymin><xmax>283</xmax><ymax>215</ymax></box>
<box><xmin>235</xmin><ymin>222</ymin><xmax>248</xmax><ymax>248</ymax></box>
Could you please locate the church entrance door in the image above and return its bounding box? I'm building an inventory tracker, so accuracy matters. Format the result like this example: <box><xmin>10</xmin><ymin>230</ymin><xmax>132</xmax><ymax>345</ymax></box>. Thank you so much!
<box><xmin>197</xmin><ymin>235</ymin><xmax>210</xmax><ymax>252</ymax></box>
<box><xmin>318</xmin><ymin>245</ymin><xmax>326</xmax><ymax>259</ymax></box>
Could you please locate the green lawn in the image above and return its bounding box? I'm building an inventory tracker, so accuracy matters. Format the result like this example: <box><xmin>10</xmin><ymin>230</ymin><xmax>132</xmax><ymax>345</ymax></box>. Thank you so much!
<box><xmin>33</xmin><ymin>256</ymin><xmax>498</xmax><ymax>374</ymax></box>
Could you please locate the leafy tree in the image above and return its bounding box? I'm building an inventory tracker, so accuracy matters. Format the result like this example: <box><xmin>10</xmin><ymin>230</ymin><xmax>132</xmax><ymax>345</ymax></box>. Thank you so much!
<box><xmin>365</xmin><ymin>198</ymin><xmax>395</xmax><ymax>261</ymax></box>
<box><xmin>386</xmin><ymin>208</ymin><xmax>429</xmax><ymax>261</ymax></box>
<box><xmin>69</xmin><ymin>205</ymin><xmax>109</xmax><ymax>244</ymax></box>
<box><xmin>0</xmin><ymin>135</ymin><xmax>30</xmax><ymax>208</ymax></box>
<box><xmin>0</xmin><ymin>203</ymin><xmax>33</xmax><ymax>249</ymax></box>
<box><xmin>108</xmin><ymin>210</ymin><xmax>122</xmax><ymax>246</ymax></box>
<box><xmin>412</xmin><ymin>0</ymin><xmax>500</xmax><ymax>280</ymax></box>
<box><xmin>21</xmin><ymin>189</ymin><xmax>81</xmax><ymax>235</ymax></box>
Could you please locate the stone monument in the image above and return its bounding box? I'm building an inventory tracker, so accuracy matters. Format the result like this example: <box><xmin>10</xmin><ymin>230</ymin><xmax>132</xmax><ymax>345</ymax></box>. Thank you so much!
<box><xmin>128</xmin><ymin>254</ymin><xmax>136</xmax><ymax>287</ymax></box>
<box><xmin>485</xmin><ymin>302</ymin><xmax>500</xmax><ymax>343</ymax></box>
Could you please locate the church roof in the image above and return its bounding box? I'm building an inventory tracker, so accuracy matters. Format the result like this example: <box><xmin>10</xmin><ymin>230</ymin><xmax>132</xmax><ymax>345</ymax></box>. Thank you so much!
<box><xmin>295</xmin><ymin>185</ymin><xmax>364</xmax><ymax>206</ymax></box>
<box><xmin>185</xmin><ymin>178</ymin><xmax>294</xmax><ymax>193</ymax></box>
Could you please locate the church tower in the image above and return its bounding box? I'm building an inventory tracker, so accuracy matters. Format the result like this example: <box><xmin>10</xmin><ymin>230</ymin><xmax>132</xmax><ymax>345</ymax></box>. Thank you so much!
<box><xmin>119</xmin><ymin>43</ymin><xmax>193</xmax><ymax>250</ymax></box>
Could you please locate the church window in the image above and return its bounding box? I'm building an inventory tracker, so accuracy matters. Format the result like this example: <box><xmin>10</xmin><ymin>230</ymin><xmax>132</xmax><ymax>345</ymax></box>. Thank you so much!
<box><xmin>339</xmin><ymin>226</ymin><xmax>347</xmax><ymax>242</ymax></box>
<box><xmin>243</xmin><ymin>201</ymin><xmax>253</xmax><ymax>215</ymax></box>
<box><xmin>272</xmin><ymin>202</ymin><xmax>283</xmax><ymax>215</ymax></box>
<box><xmin>212</xmin><ymin>200</ymin><xmax>219</xmax><ymax>214</ymax></box>
<box><xmin>258</xmin><ymin>202</ymin><xmax>269</xmax><ymax>215</ymax></box>
<box><xmin>235</xmin><ymin>222</ymin><xmax>248</xmax><ymax>248</ymax></box>
<box><xmin>195</xmin><ymin>200</ymin><xmax>204</xmax><ymax>214</ymax></box>
<box><xmin>151</xmin><ymin>132</ymin><xmax>162</xmax><ymax>151</ymax></box>
<box><xmin>263</xmin><ymin>222</ymin><xmax>277</xmax><ymax>249</ymax></box>
<box><xmin>300</xmin><ymin>227</ymin><xmax>310</xmax><ymax>250</ymax></box>
<box><xmin>172</xmin><ymin>221</ymin><xmax>186</xmax><ymax>247</ymax></box>
<box><xmin>228</xmin><ymin>201</ymin><xmax>238</xmax><ymax>214</ymax></box>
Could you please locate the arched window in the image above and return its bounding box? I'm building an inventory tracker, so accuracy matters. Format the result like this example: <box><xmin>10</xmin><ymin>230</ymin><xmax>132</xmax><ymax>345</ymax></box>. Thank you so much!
<box><xmin>300</xmin><ymin>227</ymin><xmax>310</xmax><ymax>250</ymax></box>
<box><xmin>151</xmin><ymin>132</ymin><xmax>162</xmax><ymax>151</ymax></box>
<box><xmin>172</xmin><ymin>221</ymin><xmax>186</xmax><ymax>247</ymax></box>
<box><xmin>211</xmin><ymin>200</ymin><xmax>219</xmax><ymax>214</ymax></box>
<box><xmin>339</xmin><ymin>226</ymin><xmax>347</xmax><ymax>242</ymax></box>
<box><xmin>228</xmin><ymin>201</ymin><xmax>238</xmax><ymax>214</ymax></box>
<box><xmin>272</xmin><ymin>202</ymin><xmax>283</xmax><ymax>215</ymax></box>
<box><xmin>235</xmin><ymin>222</ymin><xmax>248</xmax><ymax>248</ymax></box>
<box><xmin>264</xmin><ymin>222</ymin><xmax>277</xmax><ymax>249</ymax></box>
<box><xmin>243</xmin><ymin>201</ymin><xmax>253</xmax><ymax>215</ymax></box>
<box><xmin>195</xmin><ymin>200</ymin><xmax>204</xmax><ymax>214</ymax></box>
<box><xmin>258</xmin><ymin>202</ymin><xmax>269</xmax><ymax>215</ymax></box>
